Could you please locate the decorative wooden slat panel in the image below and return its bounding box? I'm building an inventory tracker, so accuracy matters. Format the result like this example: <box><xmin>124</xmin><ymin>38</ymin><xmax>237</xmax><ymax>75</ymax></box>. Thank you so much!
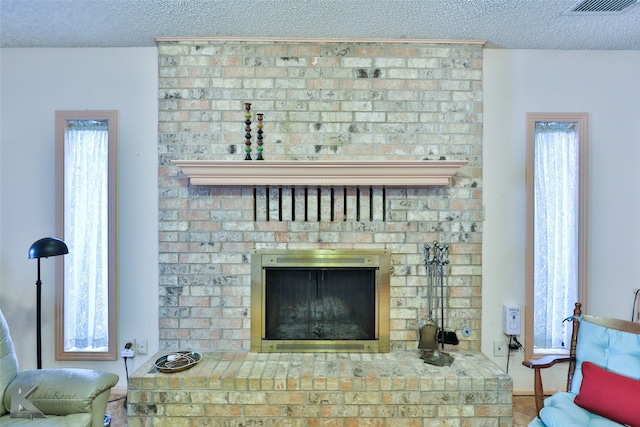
<box><xmin>253</xmin><ymin>185</ymin><xmax>389</xmax><ymax>222</ymax></box>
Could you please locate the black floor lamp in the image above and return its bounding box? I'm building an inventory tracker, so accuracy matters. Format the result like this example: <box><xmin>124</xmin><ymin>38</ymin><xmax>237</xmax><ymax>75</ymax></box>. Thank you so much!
<box><xmin>28</xmin><ymin>237</ymin><xmax>68</xmax><ymax>369</ymax></box>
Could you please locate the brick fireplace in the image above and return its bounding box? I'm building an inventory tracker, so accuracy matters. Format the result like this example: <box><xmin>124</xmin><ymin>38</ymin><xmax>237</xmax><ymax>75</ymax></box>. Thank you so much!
<box><xmin>155</xmin><ymin>38</ymin><xmax>484</xmax><ymax>353</ymax></box>
<box><xmin>127</xmin><ymin>38</ymin><xmax>512</xmax><ymax>426</ymax></box>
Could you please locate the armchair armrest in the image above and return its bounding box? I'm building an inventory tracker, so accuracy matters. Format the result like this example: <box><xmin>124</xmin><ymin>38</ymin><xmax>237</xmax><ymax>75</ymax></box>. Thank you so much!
<box><xmin>522</xmin><ymin>356</ymin><xmax>574</xmax><ymax>416</ymax></box>
<box><xmin>3</xmin><ymin>368</ymin><xmax>118</xmax><ymax>417</ymax></box>
<box><xmin>523</xmin><ymin>354</ymin><xmax>572</xmax><ymax>369</ymax></box>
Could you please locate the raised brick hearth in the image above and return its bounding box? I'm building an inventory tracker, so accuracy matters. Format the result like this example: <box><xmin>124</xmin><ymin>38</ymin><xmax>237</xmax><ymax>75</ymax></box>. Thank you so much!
<box><xmin>128</xmin><ymin>351</ymin><xmax>512</xmax><ymax>426</ymax></box>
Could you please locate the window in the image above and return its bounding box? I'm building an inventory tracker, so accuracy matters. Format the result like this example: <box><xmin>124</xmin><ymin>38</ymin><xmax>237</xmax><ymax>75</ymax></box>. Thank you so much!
<box><xmin>525</xmin><ymin>113</ymin><xmax>588</xmax><ymax>359</ymax></box>
<box><xmin>55</xmin><ymin>111</ymin><xmax>118</xmax><ymax>361</ymax></box>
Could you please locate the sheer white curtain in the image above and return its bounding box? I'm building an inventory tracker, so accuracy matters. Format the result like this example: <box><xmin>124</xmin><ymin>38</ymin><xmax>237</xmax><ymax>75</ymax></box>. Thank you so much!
<box><xmin>533</xmin><ymin>122</ymin><xmax>579</xmax><ymax>350</ymax></box>
<box><xmin>63</xmin><ymin>121</ymin><xmax>109</xmax><ymax>351</ymax></box>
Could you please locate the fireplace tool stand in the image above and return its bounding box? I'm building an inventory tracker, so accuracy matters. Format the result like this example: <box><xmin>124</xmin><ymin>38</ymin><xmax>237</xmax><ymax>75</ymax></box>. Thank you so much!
<box><xmin>419</xmin><ymin>241</ymin><xmax>454</xmax><ymax>366</ymax></box>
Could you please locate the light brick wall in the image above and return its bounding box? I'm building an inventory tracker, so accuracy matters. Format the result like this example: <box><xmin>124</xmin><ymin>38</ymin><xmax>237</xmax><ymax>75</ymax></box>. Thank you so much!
<box><xmin>157</xmin><ymin>40</ymin><xmax>483</xmax><ymax>353</ymax></box>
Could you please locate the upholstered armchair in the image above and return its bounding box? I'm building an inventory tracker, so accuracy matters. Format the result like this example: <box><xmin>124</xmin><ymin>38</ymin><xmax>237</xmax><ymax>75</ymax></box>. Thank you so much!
<box><xmin>523</xmin><ymin>302</ymin><xmax>640</xmax><ymax>427</ymax></box>
<box><xmin>0</xmin><ymin>309</ymin><xmax>119</xmax><ymax>426</ymax></box>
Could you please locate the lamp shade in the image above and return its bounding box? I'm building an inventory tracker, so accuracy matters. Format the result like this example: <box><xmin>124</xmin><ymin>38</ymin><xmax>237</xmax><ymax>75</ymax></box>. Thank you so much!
<box><xmin>28</xmin><ymin>237</ymin><xmax>69</xmax><ymax>259</ymax></box>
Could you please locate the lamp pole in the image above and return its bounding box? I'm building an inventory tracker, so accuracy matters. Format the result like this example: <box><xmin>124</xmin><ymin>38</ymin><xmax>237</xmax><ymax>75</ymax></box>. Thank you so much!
<box><xmin>29</xmin><ymin>237</ymin><xmax>68</xmax><ymax>369</ymax></box>
<box><xmin>36</xmin><ymin>257</ymin><xmax>43</xmax><ymax>369</ymax></box>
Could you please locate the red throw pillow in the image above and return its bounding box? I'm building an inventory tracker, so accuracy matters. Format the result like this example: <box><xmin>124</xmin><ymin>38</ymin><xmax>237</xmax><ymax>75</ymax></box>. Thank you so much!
<box><xmin>574</xmin><ymin>361</ymin><xmax>640</xmax><ymax>427</ymax></box>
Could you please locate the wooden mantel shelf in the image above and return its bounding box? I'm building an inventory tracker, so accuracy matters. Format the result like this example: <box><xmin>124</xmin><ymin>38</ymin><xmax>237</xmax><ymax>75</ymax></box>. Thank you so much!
<box><xmin>172</xmin><ymin>160</ymin><xmax>468</xmax><ymax>187</ymax></box>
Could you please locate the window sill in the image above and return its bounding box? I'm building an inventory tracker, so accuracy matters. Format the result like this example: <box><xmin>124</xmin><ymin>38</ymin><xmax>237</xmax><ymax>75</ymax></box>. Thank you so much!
<box><xmin>531</xmin><ymin>348</ymin><xmax>570</xmax><ymax>358</ymax></box>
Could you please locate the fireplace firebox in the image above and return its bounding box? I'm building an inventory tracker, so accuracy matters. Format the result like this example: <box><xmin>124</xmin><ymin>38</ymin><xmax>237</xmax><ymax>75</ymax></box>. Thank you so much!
<box><xmin>251</xmin><ymin>249</ymin><xmax>390</xmax><ymax>353</ymax></box>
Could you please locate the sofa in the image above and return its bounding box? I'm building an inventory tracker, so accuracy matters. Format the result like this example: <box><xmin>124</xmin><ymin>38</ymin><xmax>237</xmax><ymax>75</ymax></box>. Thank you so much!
<box><xmin>523</xmin><ymin>303</ymin><xmax>640</xmax><ymax>427</ymax></box>
<box><xmin>0</xmin><ymin>309</ymin><xmax>119</xmax><ymax>426</ymax></box>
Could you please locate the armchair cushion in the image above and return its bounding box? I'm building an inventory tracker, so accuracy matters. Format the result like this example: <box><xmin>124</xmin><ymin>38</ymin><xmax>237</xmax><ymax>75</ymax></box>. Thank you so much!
<box><xmin>537</xmin><ymin>392</ymin><xmax>624</xmax><ymax>427</ymax></box>
<box><xmin>3</xmin><ymin>368</ymin><xmax>118</xmax><ymax>416</ymax></box>
<box><xmin>0</xmin><ymin>310</ymin><xmax>18</xmax><ymax>417</ymax></box>
<box><xmin>571</xmin><ymin>316</ymin><xmax>640</xmax><ymax>394</ymax></box>
<box><xmin>574</xmin><ymin>361</ymin><xmax>640</xmax><ymax>426</ymax></box>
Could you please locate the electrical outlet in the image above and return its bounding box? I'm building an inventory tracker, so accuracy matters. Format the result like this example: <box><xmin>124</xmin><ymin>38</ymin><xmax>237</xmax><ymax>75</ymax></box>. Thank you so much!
<box><xmin>121</xmin><ymin>339</ymin><xmax>136</xmax><ymax>358</ymax></box>
<box><xmin>137</xmin><ymin>339</ymin><xmax>148</xmax><ymax>355</ymax></box>
<box><xmin>493</xmin><ymin>339</ymin><xmax>507</xmax><ymax>357</ymax></box>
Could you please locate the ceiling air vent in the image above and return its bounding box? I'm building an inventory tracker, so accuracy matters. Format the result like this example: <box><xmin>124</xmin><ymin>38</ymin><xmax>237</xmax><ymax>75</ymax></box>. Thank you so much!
<box><xmin>564</xmin><ymin>0</ymin><xmax>639</xmax><ymax>14</ymax></box>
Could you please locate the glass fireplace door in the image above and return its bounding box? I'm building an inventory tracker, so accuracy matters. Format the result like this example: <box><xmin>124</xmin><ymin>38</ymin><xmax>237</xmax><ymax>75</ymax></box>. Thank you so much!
<box><xmin>250</xmin><ymin>249</ymin><xmax>390</xmax><ymax>353</ymax></box>
<box><xmin>265</xmin><ymin>268</ymin><xmax>376</xmax><ymax>341</ymax></box>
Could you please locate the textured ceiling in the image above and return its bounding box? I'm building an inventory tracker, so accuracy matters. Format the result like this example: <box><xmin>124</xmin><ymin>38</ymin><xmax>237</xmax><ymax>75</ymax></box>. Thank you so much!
<box><xmin>1</xmin><ymin>0</ymin><xmax>639</xmax><ymax>50</ymax></box>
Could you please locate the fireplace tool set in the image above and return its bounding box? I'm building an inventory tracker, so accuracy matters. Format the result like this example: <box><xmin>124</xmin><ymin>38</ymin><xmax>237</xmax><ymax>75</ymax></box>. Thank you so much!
<box><xmin>419</xmin><ymin>241</ymin><xmax>457</xmax><ymax>366</ymax></box>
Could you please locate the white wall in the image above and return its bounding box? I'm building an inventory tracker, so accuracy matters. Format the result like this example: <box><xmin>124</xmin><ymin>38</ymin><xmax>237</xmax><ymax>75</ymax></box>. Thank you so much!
<box><xmin>1</xmin><ymin>47</ymin><xmax>639</xmax><ymax>393</ymax></box>
<box><xmin>483</xmin><ymin>49</ymin><xmax>640</xmax><ymax>392</ymax></box>
<box><xmin>0</xmin><ymin>48</ymin><xmax>159</xmax><ymax>388</ymax></box>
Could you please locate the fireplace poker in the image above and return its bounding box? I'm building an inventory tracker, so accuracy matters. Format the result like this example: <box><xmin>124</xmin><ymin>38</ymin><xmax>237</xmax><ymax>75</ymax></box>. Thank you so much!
<box><xmin>419</xmin><ymin>241</ymin><xmax>454</xmax><ymax>367</ymax></box>
<box><xmin>418</xmin><ymin>244</ymin><xmax>438</xmax><ymax>351</ymax></box>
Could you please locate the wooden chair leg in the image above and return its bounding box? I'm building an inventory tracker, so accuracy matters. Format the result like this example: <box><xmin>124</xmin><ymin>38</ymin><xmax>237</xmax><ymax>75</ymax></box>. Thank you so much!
<box><xmin>534</xmin><ymin>368</ymin><xmax>544</xmax><ymax>417</ymax></box>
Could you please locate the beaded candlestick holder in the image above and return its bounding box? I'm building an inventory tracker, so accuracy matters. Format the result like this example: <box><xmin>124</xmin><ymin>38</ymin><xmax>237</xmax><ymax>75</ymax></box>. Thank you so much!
<box><xmin>244</xmin><ymin>103</ymin><xmax>252</xmax><ymax>160</ymax></box>
<box><xmin>256</xmin><ymin>113</ymin><xmax>264</xmax><ymax>160</ymax></box>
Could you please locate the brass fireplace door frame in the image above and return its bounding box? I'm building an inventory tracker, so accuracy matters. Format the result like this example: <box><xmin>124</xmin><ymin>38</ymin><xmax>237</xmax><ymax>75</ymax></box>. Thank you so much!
<box><xmin>250</xmin><ymin>249</ymin><xmax>391</xmax><ymax>353</ymax></box>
